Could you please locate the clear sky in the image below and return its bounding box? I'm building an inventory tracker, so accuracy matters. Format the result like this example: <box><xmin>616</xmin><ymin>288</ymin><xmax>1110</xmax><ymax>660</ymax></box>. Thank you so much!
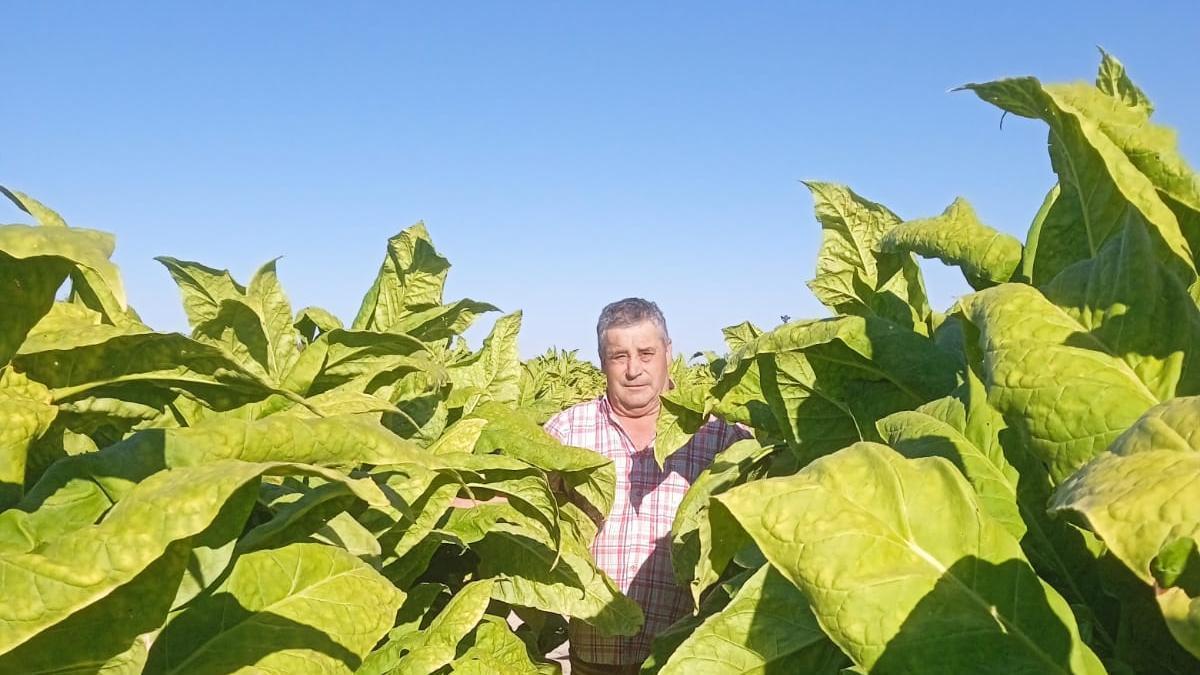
<box><xmin>6</xmin><ymin>2</ymin><xmax>1199</xmax><ymax>360</ymax></box>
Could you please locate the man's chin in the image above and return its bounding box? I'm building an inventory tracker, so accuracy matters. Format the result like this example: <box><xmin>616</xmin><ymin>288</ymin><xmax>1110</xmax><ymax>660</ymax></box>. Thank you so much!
<box><xmin>613</xmin><ymin>390</ymin><xmax>657</xmax><ymax>410</ymax></box>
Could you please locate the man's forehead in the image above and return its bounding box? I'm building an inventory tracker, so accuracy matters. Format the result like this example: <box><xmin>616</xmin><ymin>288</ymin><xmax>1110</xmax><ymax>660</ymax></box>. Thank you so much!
<box><xmin>602</xmin><ymin>322</ymin><xmax>668</xmax><ymax>348</ymax></box>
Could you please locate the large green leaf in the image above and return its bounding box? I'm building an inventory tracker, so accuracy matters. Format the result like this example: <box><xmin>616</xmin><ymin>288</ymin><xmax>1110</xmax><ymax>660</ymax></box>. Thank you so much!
<box><xmin>449</xmin><ymin>311</ymin><xmax>523</xmax><ymax>409</ymax></box>
<box><xmin>1044</xmin><ymin>216</ymin><xmax>1200</xmax><ymax>401</ymax></box>
<box><xmin>390</xmin><ymin>297</ymin><xmax>499</xmax><ymax>343</ymax></box>
<box><xmin>1021</xmin><ymin>184</ymin><xmax>1064</xmax><ymax>285</ymax></box>
<box><xmin>654</xmin><ymin>564</ymin><xmax>847</xmax><ymax>674</ymax></box>
<box><xmin>1050</xmin><ymin>397</ymin><xmax>1200</xmax><ymax>659</ymax></box>
<box><xmin>1050</xmin><ymin>396</ymin><xmax>1200</xmax><ymax>583</ymax></box>
<box><xmin>248</xmin><ymin>258</ymin><xmax>302</xmax><ymax>378</ymax></box>
<box><xmin>237</xmin><ymin>480</ymin><xmax>360</xmax><ymax>554</ymax></box>
<box><xmin>0</xmin><ymin>225</ymin><xmax>121</xmax><ymax>365</ymax></box>
<box><xmin>1094</xmin><ymin>49</ymin><xmax>1153</xmax><ymax>114</ymax></box>
<box><xmin>1</xmin><ymin>186</ymin><xmax>68</xmax><ymax>228</ymax></box>
<box><xmin>882</xmin><ymin>197</ymin><xmax>1022</xmax><ymax>289</ymax></box>
<box><xmin>0</xmin><ymin>371</ymin><xmax>56</xmax><ymax>507</ymax></box>
<box><xmin>160</xmin><ymin>257</ymin><xmax>303</xmax><ymax>384</ymax></box>
<box><xmin>346</xmin><ymin>223</ymin><xmax>496</xmax><ymax>340</ymax></box>
<box><xmin>155</xmin><ymin>256</ymin><xmax>247</xmax><ymax>330</ymax></box>
<box><xmin>0</xmin><ymin>192</ymin><xmax>134</xmax><ymax>328</ymax></box>
<box><xmin>358</xmin><ymin>579</ymin><xmax>494</xmax><ymax>675</ymax></box>
<box><xmin>357</xmin><ymin>583</ymin><xmax>451</xmax><ymax>673</ymax></box>
<box><xmin>671</xmin><ymin>438</ymin><xmax>772</xmax><ymax>605</ymax></box>
<box><xmin>8</xmin><ymin>415</ymin><xmax>405</xmax><ymax>551</ymax></box>
<box><xmin>716</xmin><ymin>443</ymin><xmax>1104</xmax><ymax>674</ymax></box>
<box><xmin>0</xmin><ymin>459</ymin><xmax>376</xmax><ymax>654</ymax></box>
<box><xmin>191</xmin><ymin>297</ymin><xmax>275</xmax><ymax>380</ymax></box>
<box><xmin>459</xmin><ymin>466</ymin><xmax>563</xmax><ymax>555</ymax></box>
<box><xmin>962</xmin><ymin>76</ymin><xmax>1197</xmax><ymax>289</ymax></box>
<box><xmin>370</xmin><ymin>450</ymin><xmax>565</xmax><ymax>557</ymax></box>
<box><xmin>0</xmin><ymin>540</ymin><xmax>190</xmax><ymax>674</ymax></box>
<box><xmin>148</xmin><ymin>414</ymin><xmax>425</xmax><ymax>467</ymax></box>
<box><xmin>962</xmin><ymin>282</ymin><xmax>1155</xmax><ymax>482</ymax></box>
<box><xmin>147</xmin><ymin>543</ymin><xmax>403</xmax><ymax>674</ymax></box>
<box><xmin>721</xmin><ymin>321</ymin><xmax>762</xmax><ymax>354</ymax></box>
<box><xmin>718</xmin><ymin>315</ymin><xmax>957</xmax><ymax>464</ymax></box>
<box><xmin>655</xmin><ymin>383</ymin><xmax>715</xmax><ymax>467</ymax></box>
<box><xmin>878</xmin><ymin>396</ymin><xmax>1025</xmax><ymax>540</ymax></box>
<box><xmin>471</xmin><ymin>402</ymin><xmax>615</xmax><ymax>519</ymax></box>
<box><xmin>962</xmin><ymin>220</ymin><xmax>1200</xmax><ymax>482</ymax></box>
<box><xmin>288</xmin><ymin>328</ymin><xmax>433</xmax><ymax>397</ymax></box>
<box><xmin>878</xmin><ymin>370</ymin><xmax>1120</xmax><ymax>653</ymax></box>
<box><xmin>371</xmin><ymin>464</ymin><xmax>458</xmax><ymax>562</ymax></box>
<box><xmin>1</xmin><ymin>460</ymin><xmax>385</xmax><ymax>669</ymax></box>
<box><xmin>13</xmin><ymin>329</ymin><xmax>285</xmax><ymax>411</ymax></box>
<box><xmin>294</xmin><ymin>305</ymin><xmax>343</xmax><ymax>343</ymax></box>
<box><xmin>394</xmin><ymin>582</ymin><xmax>450</xmax><ymax>634</ymax></box>
<box><xmin>25</xmin><ymin>299</ymin><xmax>107</xmax><ymax>334</ymax></box>
<box><xmin>352</xmin><ymin>222</ymin><xmax>451</xmax><ymax>331</ymax></box>
<box><xmin>281</xmin><ymin>513</ymin><xmax>380</xmax><ymax>581</ymax></box>
<box><xmin>446</xmin><ymin>503</ymin><xmax>643</xmax><ymax>637</ymax></box>
<box><xmin>451</xmin><ymin>615</ymin><xmax>551</xmax><ymax>675</ymax></box>
<box><xmin>804</xmin><ymin>182</ymin><xmax>931</xmax><ymax>333</ymax></box>
<box><xmin>641</xmin><ymin>567</ymin><xmax>755</xmax><ymax>675</ymax></box>
<box><xmin>1071</xmin><ymin>53</ymin><xmax>1200</xmax><ymax>270</ymax></box>
<box><xmin>1152</xmin><ymin>536</ymin><xmax>1200</xmax><ymax>662</ymax></box>
<box><xmin>709</xmin><ymin>355</ymin><xmax>782</xmax><ymax>443</ymax></box>
<box><xmin>430</xmin><ymin>417</ymin><xmax>490</xmax><ymax>455</ymax></box>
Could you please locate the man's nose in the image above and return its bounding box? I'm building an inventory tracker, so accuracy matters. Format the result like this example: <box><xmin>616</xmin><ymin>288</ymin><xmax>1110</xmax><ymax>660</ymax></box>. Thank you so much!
<box><xmin>625</xmin><ymin>359</ymin><xmax>643</xmax><ymax>379</ymax></box>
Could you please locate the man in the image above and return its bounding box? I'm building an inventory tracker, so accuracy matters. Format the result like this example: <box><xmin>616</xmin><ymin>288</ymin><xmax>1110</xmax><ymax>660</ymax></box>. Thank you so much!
<box><xmin>544</xmin><ymin>298</ymin><xmax>749</xmax><ymax>674</ymax></box>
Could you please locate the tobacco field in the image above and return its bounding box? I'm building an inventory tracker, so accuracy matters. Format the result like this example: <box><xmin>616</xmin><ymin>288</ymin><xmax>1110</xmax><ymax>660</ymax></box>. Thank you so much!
<box><xmin>1</xmin><ymin>52</ymin><xmax>1198</xmax><ymax>674</ymax></box>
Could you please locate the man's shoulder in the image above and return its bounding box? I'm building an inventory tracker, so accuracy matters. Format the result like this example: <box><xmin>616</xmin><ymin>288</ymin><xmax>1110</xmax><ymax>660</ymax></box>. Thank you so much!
<box><xmin>543</xmin><ymin>397</ymin><xmax>605</xmax><ymax>434</ymax></box>
<box><xmin>689</xmin><ymin>416</ymin><xmax>752</xmax><ymax>452</ymax></box>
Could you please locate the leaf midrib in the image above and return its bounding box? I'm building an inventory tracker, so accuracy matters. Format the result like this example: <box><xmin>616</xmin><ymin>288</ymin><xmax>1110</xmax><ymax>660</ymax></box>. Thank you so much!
<box><xmin>837</xmin><ymin>466</ymin><xmax>1073</xmax><ymax>675</ymax></box>
<box><xmin>164</xmin><ymin>559</ymin><xmax>362</xmax><ymax>674</ymax></box>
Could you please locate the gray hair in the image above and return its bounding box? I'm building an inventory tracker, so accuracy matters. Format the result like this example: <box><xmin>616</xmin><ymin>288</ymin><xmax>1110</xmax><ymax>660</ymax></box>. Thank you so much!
<box><xmin>596</xmin><ymin>298</ymin><xmax>670</xmax><ymax>359</ymax></box>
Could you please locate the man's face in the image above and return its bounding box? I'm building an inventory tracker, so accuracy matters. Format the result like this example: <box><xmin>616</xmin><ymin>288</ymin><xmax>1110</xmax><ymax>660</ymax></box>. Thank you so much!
<box><xmin>600</xmin><ymin>320</ymin><xmax>672</xmax><ymax>415</ymax></box>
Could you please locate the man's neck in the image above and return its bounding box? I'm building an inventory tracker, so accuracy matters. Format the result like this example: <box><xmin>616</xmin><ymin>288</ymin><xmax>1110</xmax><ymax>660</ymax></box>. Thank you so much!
<box><xmin>607</xmin><ymin>398</ymin><xmax>659</xmax><ymax>451</ymax></box>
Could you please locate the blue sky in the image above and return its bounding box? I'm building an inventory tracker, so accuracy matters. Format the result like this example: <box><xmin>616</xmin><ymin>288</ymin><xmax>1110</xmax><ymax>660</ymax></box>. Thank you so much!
<box><xmin>6</xmin><ymin>2</ymin><xmax>1199</xmax><ymax>359</ymax></box>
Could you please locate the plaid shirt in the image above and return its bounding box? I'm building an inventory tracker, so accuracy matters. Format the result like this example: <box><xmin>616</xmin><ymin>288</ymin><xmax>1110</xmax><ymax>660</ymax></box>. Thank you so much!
<box><xmin>544</xmin><ymin>395</ymin><xmax>750</xmax><ymax>665</ymax></box>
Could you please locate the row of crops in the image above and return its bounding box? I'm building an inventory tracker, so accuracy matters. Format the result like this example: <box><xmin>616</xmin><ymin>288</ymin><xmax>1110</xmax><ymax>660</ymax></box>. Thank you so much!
<box><xmin>1</xmin><ymin>51</ymin><xmax>1197</xmax><ymax>673</ymax></box>
<box><xmin>0</xmin><ymin>201</ymin><xmax>628</xmax><ymax>672</ymax></box>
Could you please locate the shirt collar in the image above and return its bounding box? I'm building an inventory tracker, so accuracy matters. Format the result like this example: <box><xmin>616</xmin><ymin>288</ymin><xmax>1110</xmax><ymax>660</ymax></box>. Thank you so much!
<box><xmin>598</xmin><ymin>394</ymin><xmax>656</xmax><ymax>455</ymax></box>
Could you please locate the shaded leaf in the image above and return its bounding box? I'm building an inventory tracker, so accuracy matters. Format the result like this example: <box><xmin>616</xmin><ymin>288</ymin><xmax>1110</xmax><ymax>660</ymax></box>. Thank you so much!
<box><xmin>717</xmin><ymin>443</ymin><xmax>1104</xmax><ymax>674</ymax></box>
<box><xmin>655</xmin><ymin>564</ymin><xmax>847</xmax><ymax>674</ymax></box>
<box><xmin>0</xmin><ymin>225</ymin><xmax>117</xmax><ymax>365</ymax></box>
<box><xmin>148</xmin><ymin>543</ymin><xmax>403</xmax><ymax>674</ymax></box>
<box><xmin>358</xmin><ymin>579</ymin><xmax>493</xmax><ymax>675</ymax></box>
